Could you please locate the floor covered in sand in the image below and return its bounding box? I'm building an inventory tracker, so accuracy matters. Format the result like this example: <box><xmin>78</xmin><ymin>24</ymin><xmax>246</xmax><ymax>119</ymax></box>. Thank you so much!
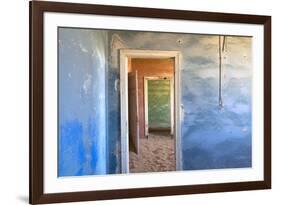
<box><xmin>129</xmin><ymin>131</ymin><xmax>175</xmax><ymax>173</ymax></box>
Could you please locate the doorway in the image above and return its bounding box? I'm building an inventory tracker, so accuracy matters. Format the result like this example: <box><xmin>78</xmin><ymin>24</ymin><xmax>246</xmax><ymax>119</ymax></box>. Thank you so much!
<box><xmin>129</xmin><ymin>76</ymin><xmax>175</xmax><ymax>173</ymax></box>
<box><xmin>120</xmin><ymin>49</ymin><xmax>182</xmax><ymax>173</ymax></box>
<box><xmin>144</xmin><ymin>76</ymin><xmax>174</xmax><ymax>137</ymax></box>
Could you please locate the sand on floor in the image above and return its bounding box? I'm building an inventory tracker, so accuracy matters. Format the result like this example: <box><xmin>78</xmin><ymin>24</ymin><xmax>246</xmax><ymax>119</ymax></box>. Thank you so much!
<box><xmin>129</xmin><ymin>131</ymin><xmax>175</xmax><ymax>173</ymax></box>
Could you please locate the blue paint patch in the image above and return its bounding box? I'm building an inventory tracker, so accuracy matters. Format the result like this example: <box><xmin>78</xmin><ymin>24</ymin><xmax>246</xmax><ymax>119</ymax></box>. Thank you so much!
<box><xmin>107</xmin><ymin>109</ymin><xmax>121</xmax><ymax>174</ymax></box>
<box><xmin>58</xmin><ymin>120</ymin><xmax>85</xmax><ymax>176</ymax></box>
<box><xmin>106</xmin><ymin>70</ymin><xmax>121</xmax><ymax>174</ymax></box>
<box><xmin>181</xmin><ymin>100</ymin><xmax>252</xmax><ymax>170</ymax></box>
<box><xmin>188</xmin><ymin>56</ymin><xmax>216</xmax><ymax>66</ymax></box>
<box><xmin>87</xmin><ymin>117</ymin><xmax>98</xmax><ymax>173</ymax></box>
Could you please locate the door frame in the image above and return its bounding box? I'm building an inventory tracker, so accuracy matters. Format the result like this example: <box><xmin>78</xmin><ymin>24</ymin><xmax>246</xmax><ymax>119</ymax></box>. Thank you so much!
<box><xmin>144</xmin><ymin>76</ymin><xmax>174</xmax><ymax>136</ymax></box>
<box><xmin>120</xmin><ymin>49</ymin><xmax>182</xmax><ymax>173</ymax></box>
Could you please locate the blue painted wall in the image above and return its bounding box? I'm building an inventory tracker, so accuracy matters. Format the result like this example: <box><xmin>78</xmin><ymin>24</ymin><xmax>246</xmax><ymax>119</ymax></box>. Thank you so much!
<box><xmin>58</xmin><ymin>28</ymin><xmax>108</xmax><ymax>176</ymax></box>
<box><xmin>59</xmin><ymin>28</ymin><xmax>252</xmax><ymax>176</ymax></box>
<box><xmin>107</xmin><ymin>31</ymin><xmax>252</xmax><ymax>171</ymax></box>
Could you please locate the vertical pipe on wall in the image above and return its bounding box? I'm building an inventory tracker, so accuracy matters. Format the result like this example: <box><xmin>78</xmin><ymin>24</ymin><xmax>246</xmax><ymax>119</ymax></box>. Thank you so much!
<box><xmin>218</xmin><ymin>36</ymin><xmax>223</xmax><ymax>108</ymax></box>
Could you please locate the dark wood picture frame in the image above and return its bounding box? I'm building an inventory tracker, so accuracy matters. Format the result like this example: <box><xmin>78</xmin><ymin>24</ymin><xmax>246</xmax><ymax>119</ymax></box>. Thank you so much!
<box><xmin>30</xmin><ymin>1</ymin><xmax>271</xmax><ymax>204</ymax></box>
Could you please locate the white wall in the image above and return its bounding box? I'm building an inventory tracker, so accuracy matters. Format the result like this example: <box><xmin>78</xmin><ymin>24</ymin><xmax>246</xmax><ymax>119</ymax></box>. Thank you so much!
<box><xmin>0</xmin><ymin>0</ymin><xmax>278</xmax><ymax>204</ymax></box>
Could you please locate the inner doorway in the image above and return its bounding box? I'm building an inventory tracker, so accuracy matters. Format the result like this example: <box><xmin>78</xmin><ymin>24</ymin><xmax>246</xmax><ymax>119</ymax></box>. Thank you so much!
<box><xmin>128</xmin><ymin>58</ymin><xmax>175</xmax><ymax>173</ymax></box>
<box><xmin>144</xmin><ymin>77</ymin><xmax>174</xmax><ymax>137</ymax></box>
<box><xmin>120</xmin><ymin>49</ymin><xmax>181</xmax><ymax>173</ymax></box>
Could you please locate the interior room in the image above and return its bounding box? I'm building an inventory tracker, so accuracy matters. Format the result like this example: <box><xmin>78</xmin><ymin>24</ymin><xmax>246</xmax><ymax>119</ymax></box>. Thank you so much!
<box><xmin>58</xmin><ymin>28</ymin><xmax>252</xmax><ymax>176</ymax></box>
<box><xmin>127</xmin><ymin>58</ymin><xmax>175</xmax><ymax>173</ymax></box>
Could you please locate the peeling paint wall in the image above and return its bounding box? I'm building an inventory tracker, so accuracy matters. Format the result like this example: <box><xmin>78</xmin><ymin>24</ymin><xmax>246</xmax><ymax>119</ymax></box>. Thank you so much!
<box><xmin>58</xmin><ymin>28</ymin><xmax>108</xmax><ymax>176</ymax></box>
<box><xmin>106</xmin><ymin>31</ymin><xmax>128</xmax><ymax>174</ymax></box>
<box><xmin>58</xmin><ymin>28</ymin><xmax>252</xmax><ymax>175</ymax></box>
<box><xmin>107</xmin><ymin>31</ymin><xmax>252</xmax><ymax>171</ymax></box>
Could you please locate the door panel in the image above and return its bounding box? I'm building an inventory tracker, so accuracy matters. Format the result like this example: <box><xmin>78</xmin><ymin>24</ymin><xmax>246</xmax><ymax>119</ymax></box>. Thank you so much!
<box><xmin>128</xmin><ymin>70</ymin><xmax>139</xmax><ymax>154</ymax></box>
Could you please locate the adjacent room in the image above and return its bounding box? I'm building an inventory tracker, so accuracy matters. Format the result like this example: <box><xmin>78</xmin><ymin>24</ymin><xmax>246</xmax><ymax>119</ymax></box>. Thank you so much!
<box><xmin>128</xmin><ymin>58</ymin><xmax>176</xmax><ymax>173</ymax></box>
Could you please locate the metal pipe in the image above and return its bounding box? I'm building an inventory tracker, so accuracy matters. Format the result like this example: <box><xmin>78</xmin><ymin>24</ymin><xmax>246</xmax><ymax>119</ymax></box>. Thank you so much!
<box><xmin>218</xmin><ymin>36</ymin><xmax>223</xmax><ymax>108</ymax></box>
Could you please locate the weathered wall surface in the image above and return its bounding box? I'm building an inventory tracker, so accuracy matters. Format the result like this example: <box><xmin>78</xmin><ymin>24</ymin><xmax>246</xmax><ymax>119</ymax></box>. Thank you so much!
<box><xmin>108</xmin><ymin>30</ymin><xmax>252</xmax><ymax>171</ymax></box>
<box><xmin>130</xmin><ymin>58</ymin><xmax>174</xmax><ymax>138</ymax></box>
<box><xmin>58</xmin><ymin>28</ymin><xmax>108</xmax><ymax>176</ymax></box>
<box><xmin>58</xmin><ymin>28</ymin><xmax>252</xmax><ymax>175</ymax></box>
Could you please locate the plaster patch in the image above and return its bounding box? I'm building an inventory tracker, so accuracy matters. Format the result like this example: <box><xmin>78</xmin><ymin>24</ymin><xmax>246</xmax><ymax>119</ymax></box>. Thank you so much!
<box><xmin>79</xmin><ymin>43</ymin><xmax>89</xmax><ymax>53</ymax></box>
<box><xmin>110</xmin><ymin>34</ymin><xmax>127</xmax><ymax>68</ymax></box>
<box><xmin>82</xmin><ymin>74</ymin><xmax>92</xmax><ymax>95</ymax></box>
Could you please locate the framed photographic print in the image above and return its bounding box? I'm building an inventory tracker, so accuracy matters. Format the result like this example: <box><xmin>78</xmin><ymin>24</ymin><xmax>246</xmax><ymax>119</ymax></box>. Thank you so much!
<box><xmin>29</xmin><ymin>0</ymin><xmax>271</xmax><ymax>204</ymax></box>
